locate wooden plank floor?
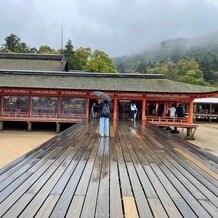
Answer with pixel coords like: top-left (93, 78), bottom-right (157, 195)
top-left (0, 121), bottom-right (217, 217)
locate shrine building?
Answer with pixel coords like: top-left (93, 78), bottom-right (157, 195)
top-left (0, 53), bottom-right (217, 132)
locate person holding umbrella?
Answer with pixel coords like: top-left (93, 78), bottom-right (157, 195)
top-left (98, 100), bottom-right (111, 136)
top-left (92, 91), bottom-right (111, 137)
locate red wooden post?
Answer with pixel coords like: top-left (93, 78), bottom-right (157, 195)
top-left (28, 96), bottom-right (32, 118)
top-left (0, 95), bottom-right (2, 117)
top-left (163, 102), bottom-right (166, 116)
top-left (113, 96), bottom-right (118, 120)
top-left (57, 97), bottom-right (61, 119)
top-left (85, 94), bottom-right (90, 120)
top-left (168, 101), bottom-right (170, 114)
top-left (188, 98), bottom-right (194, 124)
top-left (142, 98), bottom-right (146, 121)
top-left (155, 102), bottom-right (159, 116)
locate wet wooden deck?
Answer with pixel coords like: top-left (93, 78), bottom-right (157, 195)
top-left (0, 121), bottom-right (218, 217)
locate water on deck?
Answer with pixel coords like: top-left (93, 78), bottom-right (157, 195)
top-left (0, 121), bottom-right (217, 217)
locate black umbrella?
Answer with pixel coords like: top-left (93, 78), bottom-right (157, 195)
top-left (92, 91), bottom-right (111, 101)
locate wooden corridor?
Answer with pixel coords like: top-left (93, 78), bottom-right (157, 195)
top-left (0, 121), bottom-right (218, 217)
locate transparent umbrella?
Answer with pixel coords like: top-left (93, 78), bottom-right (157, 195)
top-left (92, 91), bottom-right (111, 101)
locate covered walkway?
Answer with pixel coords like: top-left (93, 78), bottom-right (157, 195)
top-left (0, 121), bottom-right (217, 217)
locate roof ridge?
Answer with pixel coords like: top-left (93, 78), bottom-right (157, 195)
top-left (0, 69), bottom-right (165, 79)
top-left (0, 53), bottom-right (64, 61)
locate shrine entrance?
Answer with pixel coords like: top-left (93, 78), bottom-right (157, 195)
top-left (118, 100), bottom-right (142, 120)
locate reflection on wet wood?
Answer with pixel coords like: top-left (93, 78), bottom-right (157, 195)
top-left (0, 121), bottom-right (217, 217)
top-left (174, 147), bottom-right (218, 180)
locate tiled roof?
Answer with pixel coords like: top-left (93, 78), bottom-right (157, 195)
top-left (0, 70), bottom-right (217, 94)
top-left (0, 53), bottom-right (66, 71)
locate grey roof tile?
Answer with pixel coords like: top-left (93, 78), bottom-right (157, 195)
top-left (0, 71), bottom-right (216, 94)
top-left (0, 53), bottom-right (66, 71)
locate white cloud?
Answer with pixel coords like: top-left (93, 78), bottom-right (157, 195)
top-left (205, 0), bottom-right (218, 7)
top-left (0, 0), bottom-right (218, 56)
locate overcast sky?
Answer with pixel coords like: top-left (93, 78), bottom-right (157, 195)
top-left (0, 0), bottom-right (218, 57)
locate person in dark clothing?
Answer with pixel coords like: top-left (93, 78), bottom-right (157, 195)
top-left (157, 104), bottom-right (164, 117)
top-left (176, 104), bottom-right (184, 117)
top-left (90, 102), bottom-right (97, 119)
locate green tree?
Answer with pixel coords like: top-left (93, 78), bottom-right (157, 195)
top-left (38, 45), bottom-right (59, 54)
top-left (62, 40), bottom-right (91, 70)
top-left (64, 40), bottom-right (74, 56)
top-left (63, 40), bottom-right (79, 70)
top-left (84, 50), bottom-right (117, 73)
top-left (197, 52), bottom-right (218, 82)
top-left (177, 59), bottom-right (203, 78)
top-left (38, 45), bottom-right (52, 54)
top-left (146, 59), bottom-right (209, 85)
top-left (74, 47), bottom-right (91, 68)
top-left (0, 34), bottom-right (34, 53)
top-left (147, 61), bottom-right (178, 80)
top-left (29, 47), bottom-right (38, 53)
top-left (2, 34), bottom-right (21, 52)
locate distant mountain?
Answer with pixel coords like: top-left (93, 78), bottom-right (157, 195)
top-left (114, 32), bottom-right (218, 73)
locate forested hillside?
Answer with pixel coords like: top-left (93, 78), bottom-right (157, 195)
top-left (1, 33), bottom-right (218, 86)
top-left (114, 33), bottom-right (218, 86)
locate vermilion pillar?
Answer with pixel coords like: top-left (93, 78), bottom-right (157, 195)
top-left (57, 97), bottom-right (61, 119)
top-left (0, 96), bottom-right (2, 117)
top-left (85, 96), bottom-right (90, 120)
top-left (142, 98), bottom-right (146, 121)
top-left (113, 97), bottom-right (118, 120)
top-left (188, 98), bottom-right (194, 124)
top-left (28, 96), bottom-right (32, 118)
top-left (164, 102), bottom-right (167, 115)
top-left (155, 102), bottom-right (159, 115)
